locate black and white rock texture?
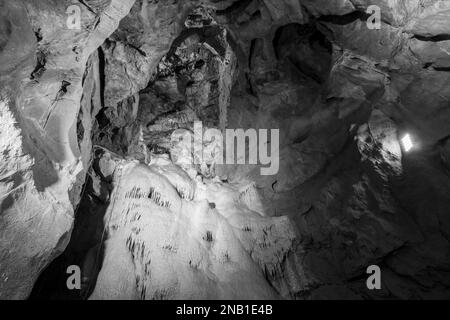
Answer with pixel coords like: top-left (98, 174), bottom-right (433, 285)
top-left (0, 0), bottom-right (135, 299)
top-left (89, 159), bottom-right (297, 299)
top-left (1, 0), bottom-right (450, 300)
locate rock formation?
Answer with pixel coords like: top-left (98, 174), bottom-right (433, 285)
top-left (1, 0), bottom-right (449, 300)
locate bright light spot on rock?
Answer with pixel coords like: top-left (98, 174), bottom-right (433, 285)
top-left (401, 134), bottom-right (413, 152)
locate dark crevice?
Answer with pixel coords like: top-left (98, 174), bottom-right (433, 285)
top-left (30, 50), bottom-right (47, 80)
top-left (60, 80), bottom-right (71, 94)
top-left (34, 28), bottom-right (43, 42)
top-left (318, 10), bottom-right (371, 25)
top-left (249, 38), bottom-right (258, 67)
top-left (98, 47), bottom-right (106, 108)
top-left (77, 0), bottom-right (97, 15)
top-left (128, 43), bottom-right (147, 57)
top-left (76, 111), bottom-right (85, 148)
top-left (29, 147), bottom-right (116, 299)
top-left (412, 34), bottom-right (450, 42)
top-left (432, 66), bottom-right (450, 72)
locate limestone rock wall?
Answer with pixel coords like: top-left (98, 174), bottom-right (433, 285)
top-left (0, 0), bottom-right (135, 299)
top-left (2, 0), bottom-right (450, 300)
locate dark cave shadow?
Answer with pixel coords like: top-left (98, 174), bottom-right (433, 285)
top-left (29, 172), bottom-right (109, 300)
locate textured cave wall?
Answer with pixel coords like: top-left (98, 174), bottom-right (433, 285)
top-left (85, 0), bottom-right (450, 299)
top-left (0, 0), bottom-right (135, 299)
top-left (94, 1), bottom-right (238, 159)
top-left (217, 0), bottom-right (450, 299)
top-left (1, 0), bottom-right (450, 300)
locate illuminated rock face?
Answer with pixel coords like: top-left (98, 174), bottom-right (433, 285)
top-left (90, 161), bottom-right (297, 300)
top-left (2, 0), bottom-right (450, 300)
top-left (0, 0), bottom-right (135, 299)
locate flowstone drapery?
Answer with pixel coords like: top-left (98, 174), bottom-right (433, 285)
top-left (90, 158), bottom-right (299, 299)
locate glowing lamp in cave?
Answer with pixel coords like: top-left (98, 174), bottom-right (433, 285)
top-left (401, 134), bottom-right (413, 152)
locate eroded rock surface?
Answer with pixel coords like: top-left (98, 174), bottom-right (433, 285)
top-left (0, 0), bottom-right (135, 299)
top-left (1, 0), bottom-right (450, 300)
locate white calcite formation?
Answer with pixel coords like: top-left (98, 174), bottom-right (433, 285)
top-left (90, 159), bottom-right (298, 299)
